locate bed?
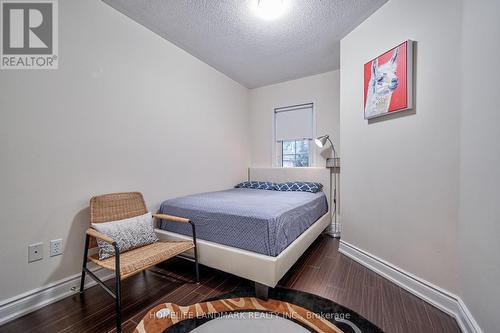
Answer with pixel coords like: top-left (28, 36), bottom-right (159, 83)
top-left (158, 188), bottom-right (328, 257)
top-left (154, 167), bottom-right (331, 294)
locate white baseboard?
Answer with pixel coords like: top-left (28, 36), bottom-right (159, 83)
top-left (0, 266), bottom-right (114, 326)
top-left (338, 240), bottom-right (482, 333)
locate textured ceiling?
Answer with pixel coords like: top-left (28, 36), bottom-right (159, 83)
top-left (103, 0), bottom-right (387, 88)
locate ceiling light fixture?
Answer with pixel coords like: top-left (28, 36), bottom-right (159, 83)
top-left (253, 0), bottom-right (287, 21)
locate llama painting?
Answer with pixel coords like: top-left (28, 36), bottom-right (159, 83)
top-left (364, 40), bottom-right (413, 119)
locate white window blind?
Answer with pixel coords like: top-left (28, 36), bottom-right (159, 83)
top-left (275, 103), bottom-right (314, 141)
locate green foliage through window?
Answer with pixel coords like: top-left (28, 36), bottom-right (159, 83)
top-left (281, 140), bottom-right (310, 167)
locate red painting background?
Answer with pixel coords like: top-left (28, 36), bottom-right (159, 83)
top-left (364, 41), bottom-right (408, 113)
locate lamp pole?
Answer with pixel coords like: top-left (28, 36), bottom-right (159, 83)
top-left (326, 137), bottom-right (337, 160)
top-left (316, 135), bottom-right (340, 238)
top-left (328, 138), bottom-right (340, 239)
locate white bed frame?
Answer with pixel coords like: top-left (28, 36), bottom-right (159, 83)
top-left (155, 167), bottom-right (331, 292)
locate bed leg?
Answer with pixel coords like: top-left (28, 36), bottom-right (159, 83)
top-left (255, 282), bottom-right (269, 300)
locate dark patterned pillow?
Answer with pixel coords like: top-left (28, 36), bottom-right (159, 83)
top-left (275, 182), bottom-right (323, 193)
top-left (235, 181), bottom-right (276, 190)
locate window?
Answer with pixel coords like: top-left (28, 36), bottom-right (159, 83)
top-left (281, 139), bottom-right (310, 167)
top-left (274, 103), bottom-right (314, 167)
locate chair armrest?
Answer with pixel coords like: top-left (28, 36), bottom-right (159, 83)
top-left (153, 213), bottom-right (198, 260)
top-left (152, 213), bottom-right (190, 224)
top-left (86, 228), bottom-right (115, 245)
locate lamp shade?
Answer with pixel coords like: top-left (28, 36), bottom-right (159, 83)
top-left (315, 135), bottom-right (329, 148)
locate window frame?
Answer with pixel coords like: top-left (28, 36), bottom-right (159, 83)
top-left (280, 139), bottom-right (311, 168)
top-left (272, 103), bottom-right (315, 168)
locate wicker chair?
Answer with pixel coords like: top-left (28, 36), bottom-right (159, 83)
top-left (79, 192), bottom-right (199, 333)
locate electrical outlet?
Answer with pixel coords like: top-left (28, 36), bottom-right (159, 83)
top-left (28, 243), bottom-right (43, 262)
top-left (50, 239), bottom-right (63, 257)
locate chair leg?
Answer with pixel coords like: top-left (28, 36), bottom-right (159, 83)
top-left (79, 269), bottom-right (86, 294)
top-left (80, 235), bottom-right (90, 293)
top-left (189, 221), bottom-right (200, 283)
top-left (115, 273), bottom-right (122, 333)
top-left (80, 235), bottom-right (122, 332)
top-left (194, 247), bottom-right (200, 283)
top-left (114, 244), bottom-right (122, 333)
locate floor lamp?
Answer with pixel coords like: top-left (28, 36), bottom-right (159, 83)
top-left (315, 135), bottom-right (340, 238)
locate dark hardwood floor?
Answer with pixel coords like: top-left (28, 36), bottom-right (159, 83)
top-left (0, 236), bottom-right (461, 333)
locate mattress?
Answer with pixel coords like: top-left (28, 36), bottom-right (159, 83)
top-left (158, 188), bottom-right (328, 256)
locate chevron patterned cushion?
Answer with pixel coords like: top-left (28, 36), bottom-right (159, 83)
top-left (235, 181), bottom-right (276, 190)
top-left (275, 182), bottom-right (323, 193)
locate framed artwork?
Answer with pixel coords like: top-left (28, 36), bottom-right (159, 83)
top-left (364, 40), bottom-right (414, 119)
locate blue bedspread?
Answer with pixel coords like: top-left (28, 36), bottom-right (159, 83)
top-left (158, 188), bottom-right (328, 256)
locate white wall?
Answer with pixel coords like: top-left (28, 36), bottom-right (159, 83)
top-left (341, 0), bottom-right (500, 330)
top-left (249, 71), bottom-right (340, 167)
top-left (340, 0), bottom-right (462, 293)
top-left (0, 0), bottom-right (249, 301)
top-left (458, 0), bottom-right (500, 332)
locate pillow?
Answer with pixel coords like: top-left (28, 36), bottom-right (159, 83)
top-left (235, 181), bottom-right (276, 190)
top-left (92, 212), bottom-right (158, 260)
top-left (275, 182), bottom-right (323, 193)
